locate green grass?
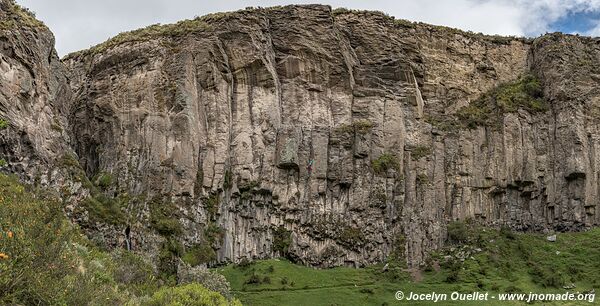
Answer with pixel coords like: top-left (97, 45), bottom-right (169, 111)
top-left (216, 226), bottom-right (600, 306)
top-left (0, 119), bottom-right (9, 129)
top-left (371, 153), bottom-right (400, 175)
top-left (0, 0), bottom-right (45, 30)
top-left (0, 173), bottom-right (238, 304)
top-left (334, 120), bottom-right (375, 135)
top-left (428, 74), bottom-right (548, 131)
top-left (456, 74), bottom-right (547, 129)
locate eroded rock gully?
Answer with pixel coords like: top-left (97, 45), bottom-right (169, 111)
top-left (1, 2), bottom-right (599, 268)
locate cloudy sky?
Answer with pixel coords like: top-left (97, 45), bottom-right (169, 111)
top-left (15, 0), bottom-right (600, 56)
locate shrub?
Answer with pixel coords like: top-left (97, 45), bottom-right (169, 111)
top-left (0, 174), bottom-right (128, 305)
top-left (529, 264), bottom-right (563, 288)
top-left (182, 244), bottom-right (216, 266)
top-left (371, 153), bottom-right (400, 175)
top-left (82, 193), bottom-right (127, 225)
top-left (177, 263), bottom-right (233, 299)
top-left (94, 172), bottom-right (113, 189)
top-left (112, 249), bottom-right (158, 296)
top-left (416, 173), bottom-right (430, 185)
top-left (447, 221), bottom-right (469, 243)
top-left (245, 273), bottom-right (261, 285)
top-left (338, 226), bottom-right (365, 248)
top-left (223, 170), bottom-right (232, 189)
top-left (204, 194), bottom-right (220, 220)
top-left (149, 198), bottom-right (183, 236)
top-left (500, 226), bottom-right (516, 240)
top-left (158, 238), bottom-right (184, 277)
top-left (411, 146), bottom-right (432, 160)
top-left (359, 288), bottom-right (375, 294)
top-left (272, 226), bottom-right (292, 257)
top-left (334, 120), bottom-right (374, 135)
top-left (145, 283), bottom-right (241, 306)
top-left (0, 119), bottom-right (8, 129)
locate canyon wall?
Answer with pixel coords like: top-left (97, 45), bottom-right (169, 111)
top-left (2, 2), bottom-right (600, 268)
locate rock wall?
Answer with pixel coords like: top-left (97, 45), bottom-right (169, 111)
top-left (3, 3), bottom-right (600, 268)
top-left (0, 0), bottom-right (79, 190)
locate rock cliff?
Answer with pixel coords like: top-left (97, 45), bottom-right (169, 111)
top-left (2, 2), bottom-right (600, 268)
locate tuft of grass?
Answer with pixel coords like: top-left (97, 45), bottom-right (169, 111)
top-left (334, 120), bottom-right (375, 135)
top-left (410, 146), bottom-right (431, 161)
top-left (93, 172), bottom-right (113, 189)
top-left (371, 153), bottom-right (400, 175)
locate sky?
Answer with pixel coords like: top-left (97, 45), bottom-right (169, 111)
top-left (14, 0), bottom-right (600, 57)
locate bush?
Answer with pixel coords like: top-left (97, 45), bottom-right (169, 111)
top-left (112, 249), bottom-right (158, 295)
top-left (245, 273), bottom-right (261, 285)
top-left (338, 226), bottom-right (365, 249)
top-left (177, 263), bottom-right (233, 299)
top-left (371, 153), bottom-right (400, 175)
top-left (145, 283), bottom-right (242, 306)
top-left (182, 244), bottom-right (216, 267)
top-left (359, 287), bottom-right (375, 294)
top-left (500, 226), bottom-right (516, 240)
top-left (94, 172), bottom-right (113, 189)
top-left (82, 193), bottom-right (127, 225)
top-left (262, 276), bottom-right (271, 284)
top-left (0, 174), bottom-right (129, 304)
top-left (149, 198), bottom-right (183, 236)
top-left (529, 264), bottom-right (563, 288)
top-left (447, 221), bottom-right (469, 243)
top-left (0, 119), bottom-right (8, 129)
top-left (272, 226), bottom-right (292, 257)
top-left (411, 146), bottom-right (432, 160)
top-left (334, 120), bottom-right (374, 135)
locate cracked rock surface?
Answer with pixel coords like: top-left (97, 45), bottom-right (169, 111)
top-left (2, 3), bottom-right (600, 267)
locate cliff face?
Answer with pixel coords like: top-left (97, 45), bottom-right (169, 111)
top-left (0, 1), bottom-right (85, 194)
top-left (2, 3), bottom-right (600, 268)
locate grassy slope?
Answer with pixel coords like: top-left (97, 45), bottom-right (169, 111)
top-left (217, 227), bottom-right (600, 306)
top-left (0, 173), bottom-right (240, 305)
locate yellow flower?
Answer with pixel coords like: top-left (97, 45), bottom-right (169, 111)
top-left (0, 253), bottom-right (9, 259)
top-left (7, 231), bottom-right (13, 238)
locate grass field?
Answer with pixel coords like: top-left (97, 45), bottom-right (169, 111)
top-left (216, 226), bottom-right (600, 306)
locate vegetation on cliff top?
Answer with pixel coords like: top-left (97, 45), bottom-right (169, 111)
top-left (64, 5), bottom-right (529, 60)
top-left (332, 7), bottom-right (529, 45)
top-left (0, 0), bottom-right (46, 31)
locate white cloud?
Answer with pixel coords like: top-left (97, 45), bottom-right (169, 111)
top-left (15, 0), bottom-right (600, 56)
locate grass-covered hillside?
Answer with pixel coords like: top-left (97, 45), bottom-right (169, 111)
top-left (216, 222), bottom-right (599, 306)
top-left (0, 173), bottom-right (241, 305)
